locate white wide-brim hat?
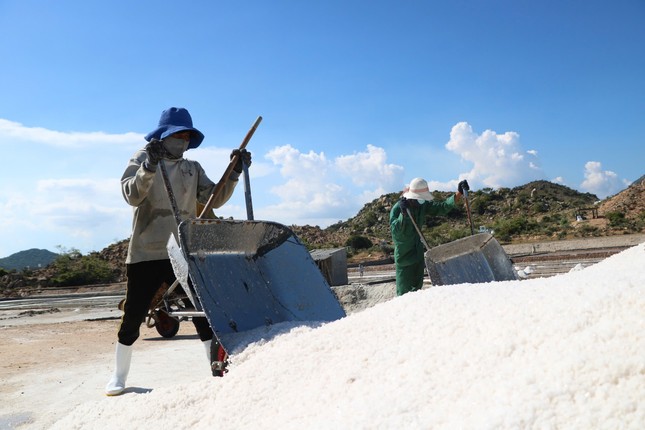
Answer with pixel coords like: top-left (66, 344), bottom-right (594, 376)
top-left (403, 177), bottom-right (434, 201)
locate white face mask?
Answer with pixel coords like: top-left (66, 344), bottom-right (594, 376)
top-left (417, 199), bottom-right (425, 204)
top-left (163, 137), bottom-right (190, 158)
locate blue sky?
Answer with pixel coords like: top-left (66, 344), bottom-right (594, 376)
top-left (1, 0), bottom-right (643, 258)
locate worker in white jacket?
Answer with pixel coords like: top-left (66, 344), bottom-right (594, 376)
top-left (106, 107), bottom-right (251, 396)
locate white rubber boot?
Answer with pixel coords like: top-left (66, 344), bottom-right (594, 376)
top-left (105, 342), bottom-right (133, 396)
top-left (203, 339), bottom-right (212, 363)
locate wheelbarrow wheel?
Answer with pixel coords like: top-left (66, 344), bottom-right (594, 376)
top-left (155, 309), bottom-right (180, 338)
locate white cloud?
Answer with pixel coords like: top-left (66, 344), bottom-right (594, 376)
top-left (260, 144), bottom-right (404, 226)
top-left (265, 145), bottom-right (331, 201)
top-left (0, 117), bottom-right (143, 255)
top-left (36, 178), bottom-right (118, 194)
top-left (191, 146), bottom-right (276, 177)
top-left (0, 178), bottom-right (131, 254)
top-left (445, 122), bottom-right (543, 190)
top-left (552, 176), bottom-right (566, 185)
top-left (335, 144), bottom-right (403, 190)
top-left (262, 145), bottom-right (351, 224)
top-left (0, 118), bottom-right (142, 148)
top-left (580, 161), bottom-right (629, 199)
top-left (4, 116), bottom-right (633, 256)
top-left (1, 121), bottom-right (405, 254)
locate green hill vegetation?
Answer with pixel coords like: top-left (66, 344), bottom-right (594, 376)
top-left (292, 180), bottom-right (644, 259)
top-left (0, 248), bottom-right (59, 271)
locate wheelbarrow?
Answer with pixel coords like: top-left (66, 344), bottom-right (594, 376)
top-left (424, 232), bottom-right (518, 285)
top-left (405, 188), bottom-right (518, 286)
top-left (159, 116), bottom-right (345, 376)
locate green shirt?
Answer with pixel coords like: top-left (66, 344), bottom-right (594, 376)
top-left (389, 195), bottom-right (457, 267)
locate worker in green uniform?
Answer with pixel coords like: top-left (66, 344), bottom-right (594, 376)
top-left (389, 177), bottom-right (469, 295)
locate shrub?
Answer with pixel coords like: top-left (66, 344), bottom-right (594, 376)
top-left (493, 216), bottom-right (538, 241)
top-left (576, 224), bottom-right (600, 237)
top-left (362, 212), bottom-right (379, 228)
top-left (470, 193), bottom-right (491, 215)
top-left (379, 243), bottom-right (394, 257)
top-left (345, 235), bottom-right (373, 250)
top-left (606, 211), bottom-right (627, 228)
top-left (49, 248), bottom-right (115, 287)
top-left (531, 202), bottom-right (548, 213)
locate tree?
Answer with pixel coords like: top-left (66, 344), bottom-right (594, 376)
top-left (345, 235), bottom-right (373, 250)
top-left (49, 248), bottom-right (115, 287)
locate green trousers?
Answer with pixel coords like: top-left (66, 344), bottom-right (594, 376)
top-left (395, 259), bottom-right (425, 296)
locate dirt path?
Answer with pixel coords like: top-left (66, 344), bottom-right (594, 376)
top-left (0, 316), bottom-right (210, 428)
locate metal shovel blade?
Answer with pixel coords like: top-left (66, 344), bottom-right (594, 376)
top-left (177, 219), bottom-right (346, 336)
top-left (424, 233), bottom-right (518, 286)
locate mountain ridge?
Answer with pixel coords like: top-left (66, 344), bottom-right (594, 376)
top-left (0, 248), bottom-right (59, 271)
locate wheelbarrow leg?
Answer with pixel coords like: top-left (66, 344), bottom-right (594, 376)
top-left (209, 338), bottom-right (229, 377)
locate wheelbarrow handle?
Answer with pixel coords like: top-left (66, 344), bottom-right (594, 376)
top-left (159, 160), bottom-right (182, 227)
top-left (242, 160), bottom-right (254, 220)
top-left (198, 116), bottom-right (262, 219)
top-left (463, 188), bottom-right (475, 236)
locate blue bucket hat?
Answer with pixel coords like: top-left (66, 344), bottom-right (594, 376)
top-left (144, 107), bottom-right (205, 149)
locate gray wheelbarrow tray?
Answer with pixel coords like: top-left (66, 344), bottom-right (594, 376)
top-left (424, 233), bottom-right (518, 286)
top-left (172, 219), bottom-right (346, 343)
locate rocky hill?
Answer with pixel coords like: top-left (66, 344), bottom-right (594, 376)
top-left (293, 179), bottom-right (645, 251)
top-left (2, 179), bottom-right (644, 293)
top-left (597, 175), bottom-right (645, 219)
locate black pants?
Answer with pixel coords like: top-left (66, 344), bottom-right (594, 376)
top-left (117, 260), bottom-right (213, 345)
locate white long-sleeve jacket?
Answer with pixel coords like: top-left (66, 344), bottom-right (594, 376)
top-left (121, 149), bottom-right (237, 264)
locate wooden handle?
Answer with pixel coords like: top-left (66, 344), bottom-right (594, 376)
top-left (406, 207), bottom-right (431, 251)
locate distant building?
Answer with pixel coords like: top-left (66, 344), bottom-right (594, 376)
top-left (309, 248), bottom-right (348, 286)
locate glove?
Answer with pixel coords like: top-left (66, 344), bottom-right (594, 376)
top-left (458, 180), bottom-right (470, 194)
top-left (399, 197), bottom-right (410, 215)
top-left (231, 149), bottom-right (252, 173)
top-left (144, 139), bottom-right (165, 172)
